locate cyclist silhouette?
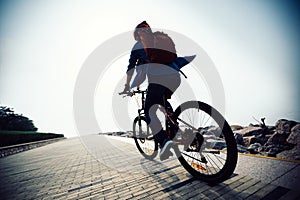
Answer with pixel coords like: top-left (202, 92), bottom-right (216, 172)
top-left (121, 21), bottom-right (194, 160)
top-left (119, 22), bottom-right (238, 180)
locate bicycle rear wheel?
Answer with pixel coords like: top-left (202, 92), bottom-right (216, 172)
top-left (173, 101), bottom-right (237, 183)
top-left (133, 116), bottom-right (158, 160)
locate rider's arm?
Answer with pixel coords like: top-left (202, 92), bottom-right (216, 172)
top-left (125, 73), bottom-right (133, 87)
top-left (126, 42), bottom-right (148, 85)
top-left (126, 42), bottom-right (142, 85)
top-left (124, 44), bottom-right (139, 90)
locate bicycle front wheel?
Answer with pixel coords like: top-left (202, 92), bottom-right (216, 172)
top-left (133, 116), bottom-right (158, 160)
top-left (173, 101), bottom-right (238, 183)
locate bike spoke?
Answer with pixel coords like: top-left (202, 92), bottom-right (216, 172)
top-left (177, 118), bottom-right (198, 131)
top-left (212, 152), bottom-right (226, 166)
top-left (133, 116), bottom-right (157, 159)
top-left (181, 151), bottom-right (204, 163)
top-left (174, 101), bottom-right (237, 181)
top-left (205, 153), bottom-right (220, 174)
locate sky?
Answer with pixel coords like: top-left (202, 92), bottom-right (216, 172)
top-left (0, 0), bottom-right (299, 138)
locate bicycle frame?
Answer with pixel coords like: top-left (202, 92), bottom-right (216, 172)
top-left (124, 88), bottom-right (237, 183)
top-left (129, 89), bottom-right (197, 146)
top-left (162, 104), bottom-right (196, 146)
top-left (137, 90), bottom-right (146, 118)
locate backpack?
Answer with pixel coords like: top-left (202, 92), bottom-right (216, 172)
top-left (140, 31), bottom-right (177, 64)
top-left (149, 31), bottom-right (177, 64)
top-left (139, 30), bottom-right (192, 78)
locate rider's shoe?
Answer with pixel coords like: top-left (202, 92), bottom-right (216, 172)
top-left (159, 139), bottom-right (174, 161)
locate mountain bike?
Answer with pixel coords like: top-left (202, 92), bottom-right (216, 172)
top-left (122, 88), bottom-right (238, 183)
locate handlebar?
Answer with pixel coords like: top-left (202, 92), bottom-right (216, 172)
top-left (119, 88), bottom-right (147, 97)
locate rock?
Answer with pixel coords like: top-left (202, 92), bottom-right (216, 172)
top-left (237, 144), bottom-right (249, 153)
top-left (243, 134), bottom-right (269, 147)
top-left (276, 124), bottom-right (300, 160)
top-left (231, 125), bottom-right (243, 131)
top-left (234, 133), bottom-right (244, 146)
top-left (267, 126), bottom-right (276, 133)
top-left (286, 123), bottom-right (300, 144)
top-left (243, 136), bottom-right (251, 147)
top-left (234, 126), bottom-right (262, 137)
top-left (229, 119), bottom-right (299, 159)
top-left (264, 144), bottom-right (293, 156)
top-left (258, 145), bottom-right (266, 153)
top-left (275, 119), bottom-right (297, 135)
top-left (210, 140), bottom-right (226, 150)
top-left (277, 146), bottom-right (300, 160)
top-left (263, 132), bottom-right (293, 154)
top-left (249, 123), bottom-right (260, 127)
top-left (267, 148), bottom-right (279, 157)
top-left (249, 136), bottom-right (263, 145)
top-left (247, 143), bottom-right (262, 154)
top-left (243, 136), bottom-right (259, 146)
top-left (205, 127), bottom-right (222, 137)
top-left (265, 132), bottom-right (288, 146)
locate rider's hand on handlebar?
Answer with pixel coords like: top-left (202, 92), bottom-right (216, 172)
top-left (123, 84), bottom-right (130, 92)
top-left (119, 84), bottom-right (132, 96)
top-left (120, 84), bottom-right (129, 93)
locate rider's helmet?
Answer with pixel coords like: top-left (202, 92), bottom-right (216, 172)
top-left (134, 21), bottom-right (152, 41)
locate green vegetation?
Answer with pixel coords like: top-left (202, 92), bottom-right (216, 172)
top-left (0, 106), bottom-right (64, 147)
top-left (0, 106), bottom-right (37, 131)
top-left (0, 131), bottom-right (64, 147)
top-left (0, 130), bottom-right (44, 135)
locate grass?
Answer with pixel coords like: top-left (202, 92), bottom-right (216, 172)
top-left (0, 130), bottom-right (64, 147)
top-left (0, 130), bottom-right (55, 135)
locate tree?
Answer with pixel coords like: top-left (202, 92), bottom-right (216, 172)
top-left (0, 106), bottom-right (38, 131)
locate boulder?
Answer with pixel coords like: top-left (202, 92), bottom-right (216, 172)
top-left (247, 143), bottom-right (262, 154)
top-left (243, 136), bottom-right (260, 146)
top-left (229, 119), bottom-right (299, 159)
top-left (267, 126), bottom-right (276, 133)
top-left (243, 136), bottom-right (251, 147)
top-left (275, 119), bottom-right (297, 135)
top-left (265, 132), bottom-right (288, 146)
top-left (267, 147), bottom-right (280, 157)
top-left (234, 126), bottom-right (262, 137)
top-left (286, 123), bottom-right (300, 144)
top-left (249, 123), bottom-right (260, 127)
top-left (210, 140), bottom-right (226, 150)
top-left (261, 130), bottom-right (294, 157)
top-left (250, 136), bottom-right (263, 145)
top-left (237, 144), bottom-right (249, 153)
top-left (277, 124), bottom-right (300, 160)
top-left (243, 134), bottom-right (269, 147)
top-left (231, 125), bottom-right (243, 131)
top-left (234, 133), bottom-right (244, 146)
top-left (205, 126), bottom-right (222, 137)
top-left (277, 146), bottom-right (300, 160)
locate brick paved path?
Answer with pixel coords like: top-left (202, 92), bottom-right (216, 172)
top-left (0, 135), bottom-right (299, 199)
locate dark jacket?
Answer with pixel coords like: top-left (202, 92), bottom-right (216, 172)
top-left (126, 41), bottom-right (149, 76)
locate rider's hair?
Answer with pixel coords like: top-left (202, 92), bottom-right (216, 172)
top-left (134, 21), bottom-right (152, 41)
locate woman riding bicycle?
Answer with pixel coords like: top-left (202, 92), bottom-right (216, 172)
top-left (121, 21), bottom-right (181, 160)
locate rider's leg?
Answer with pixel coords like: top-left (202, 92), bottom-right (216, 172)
top-left (145, 72), bottom-right (181, 160)
top-left (145, 84), bottom-right (173, 160)
top-left (165, 100), bottom-right (174, 113)
top-left (144, 83), bottom-right (166, 141)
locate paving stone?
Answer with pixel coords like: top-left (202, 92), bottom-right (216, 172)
top-left (278, 189), bottom-right (300, 200)
top-left (246, 183), bottom-right (279, 200)
top-left (0, 135), bottom-right (296, 199)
